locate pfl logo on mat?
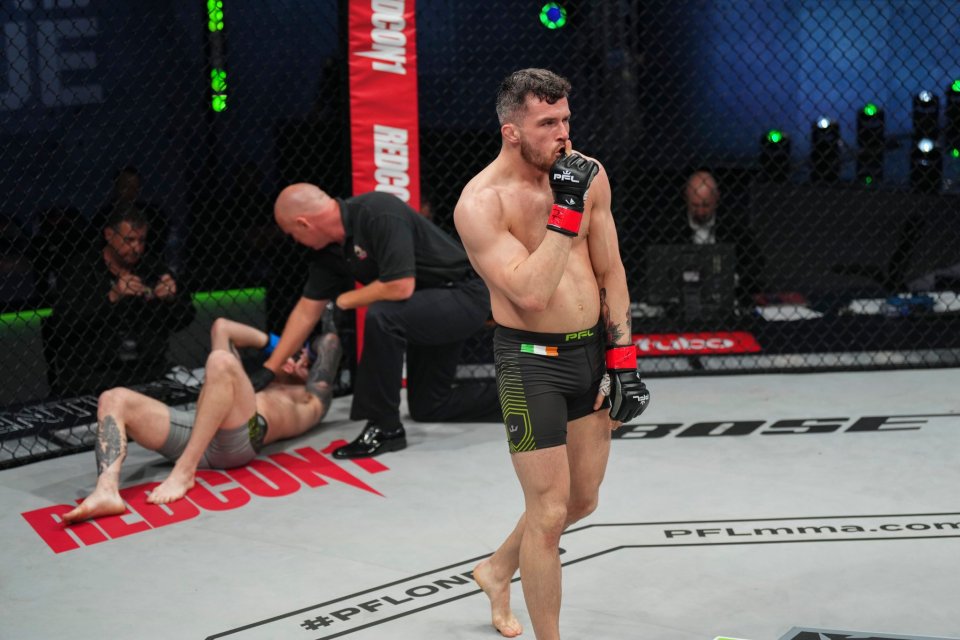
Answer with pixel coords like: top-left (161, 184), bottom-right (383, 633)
top-left (778, 629), bottom-right (957, 640)
top-left (716, 629), bottom-right (955, 640)
top-left (21, 441), bottom-right (389, 554)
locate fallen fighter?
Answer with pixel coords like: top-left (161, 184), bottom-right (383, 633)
top-left (62, 315), bottom-right (341, 523)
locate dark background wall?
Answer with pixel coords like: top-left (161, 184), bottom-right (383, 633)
top-left (1, 0), bottom-right (959, 415)
top-left (4, 1), bottom-right (959, 240)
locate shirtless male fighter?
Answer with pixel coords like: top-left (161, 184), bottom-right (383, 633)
top-left (454, 68), bottom-right (650, 639)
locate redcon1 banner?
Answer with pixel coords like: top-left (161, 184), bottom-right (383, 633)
top-left (347, 0), bottom-right (420, 358)
top-left (633, 332), bottom-right (762, 357)
top-left (348, 0), bottom-right (420, 209)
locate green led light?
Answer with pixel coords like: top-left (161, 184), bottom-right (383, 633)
top-left (952, 80), bottom-right (960, 93)
top-left (210, 69), bottom-right (227, 93)
top-left (765, 129), bottom-right (783, 144)
top-left (207, 0), bottom-right (224, 32)
top-left (864, 175), bottom-right (874, 185)
top-left (952, 148), bottom-right (960, 159)
top-left (0, 308), bottom-right (52, 329)
top-left (211, 94), bottom-right (227, 112)
top-left (0, 288), bottom-right (266, 339)
top-left (0, 289), bottom-right (265, 331)
top-left (191, 287), bottom-right (265, 305)
top-left (539, 3), bottom-right (567, 29)
top-left (863, 102), bottom-right (878, 117)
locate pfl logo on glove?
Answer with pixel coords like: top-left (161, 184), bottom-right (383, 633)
top-left (552, 170), bottom-right (580, 183)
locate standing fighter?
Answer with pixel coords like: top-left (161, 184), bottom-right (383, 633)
top-left (454, 68), bottom-right (649, 639)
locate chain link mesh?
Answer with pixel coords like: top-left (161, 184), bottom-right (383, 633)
top-left (2, 1), bottom-right (960, 467)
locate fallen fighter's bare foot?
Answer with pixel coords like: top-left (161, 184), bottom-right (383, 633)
top-left (62, 488), bottom-right (126, 524)
top-left (147, 470), bottom-right (195, 504)
top-left (473, 558), bottom-right (523, 637)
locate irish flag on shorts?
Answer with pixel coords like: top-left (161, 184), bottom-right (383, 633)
top-left (521, 344), bottom-right (558, 357)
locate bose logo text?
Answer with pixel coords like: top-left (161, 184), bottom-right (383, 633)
top-left (614, 414), bottom-right (953, 440)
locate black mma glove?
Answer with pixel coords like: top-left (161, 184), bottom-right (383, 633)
top-left (606, 345), bottom-right (650, 422)
top-left (547, 151), bottom-right (600, 237)
top-left (248, 365), bottom-right (276, 392)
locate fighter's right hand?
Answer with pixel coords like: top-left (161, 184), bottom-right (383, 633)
top-left (248, 365), bottom-right (276, 391)
top-left (546, 150), bottom-right (599, 237)
top-left (281, 348), bottom-right (311, 381)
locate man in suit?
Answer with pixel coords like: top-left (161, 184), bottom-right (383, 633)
top-left (666, 170), bottom-right (766, 305)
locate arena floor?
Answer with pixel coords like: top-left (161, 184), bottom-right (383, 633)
top-left (2, 368), bottom-right (960, 640)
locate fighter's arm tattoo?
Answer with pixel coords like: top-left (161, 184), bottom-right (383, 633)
top-left (95, 415), bottom-right (126, 477)
top-left (599, 287), bottom-right (631, 346)
top-left (305, 334), bottom-right (343, 420)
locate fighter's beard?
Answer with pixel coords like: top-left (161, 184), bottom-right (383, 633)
top-left (519, 138), bottom-right (555, 173)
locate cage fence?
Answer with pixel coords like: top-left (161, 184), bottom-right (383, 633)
top-left (2, 0), bottom-right (959, 468)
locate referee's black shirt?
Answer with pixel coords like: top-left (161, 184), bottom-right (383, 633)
top-left (302, 191), bottom-right (474, 301)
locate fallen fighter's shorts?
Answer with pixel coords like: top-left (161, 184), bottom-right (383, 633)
top-left (157, 407), bottom-right (268, 469)
top-left (493, 323), bottom-right (608, 453)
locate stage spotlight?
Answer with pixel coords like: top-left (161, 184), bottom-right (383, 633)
top-left (810, 117), bottom-right (840, 183)
top-left (539, 3), bottom-right (567, 29)
top-left (912, 90), bottom-right (940, 141)
top-left (207, 0), bottom-right (224, 32)
top-left (210, 69), bottom-right (227, 112)
top-left (911, 137), bottom-right (942, 193)
top-left (760, 128), bottom-right (791, 182)
top-left (945, 80), bottom-right (960, 157)
top-left (856, 102), bottom-right (885, 185)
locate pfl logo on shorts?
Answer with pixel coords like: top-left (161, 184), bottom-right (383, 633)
top-left (553, 170), bottom-right (580, 183)
top-left (564, 328), bottom-right (594, 341)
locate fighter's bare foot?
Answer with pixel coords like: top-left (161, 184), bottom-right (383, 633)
top-left (147, 471), bottom-right (195, 504)
top-left (62, 488), bottom-right (126, 524)
top-left (473, 559), bottom-right (523, 637)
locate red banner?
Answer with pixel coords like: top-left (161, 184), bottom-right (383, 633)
top-left (348, 0), bottom-right (420, 208)
top-left (633, 331), bottom-right (762, 357)
top-left (348, 1), bottom-right (420, 359)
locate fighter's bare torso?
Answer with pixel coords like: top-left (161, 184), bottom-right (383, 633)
top-left (458, 158), bottom-right (605, 334)
top-left (255, 384), bottom-right (325, 443)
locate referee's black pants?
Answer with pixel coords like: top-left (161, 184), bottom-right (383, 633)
top-left (349, 278), bottom-right (500, 428)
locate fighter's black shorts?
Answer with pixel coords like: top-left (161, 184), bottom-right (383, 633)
top-left (493, 323), bottom-right (608, 453)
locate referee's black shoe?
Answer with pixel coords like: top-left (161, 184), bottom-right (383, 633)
top-left (332, 422), bottom-right (407, 458)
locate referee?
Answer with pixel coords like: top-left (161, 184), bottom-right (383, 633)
top-left (257, 183), bottom-right (499, 458)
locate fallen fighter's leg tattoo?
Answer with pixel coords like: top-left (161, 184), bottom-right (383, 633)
top-left (96, 415), bottom-right (126, 476)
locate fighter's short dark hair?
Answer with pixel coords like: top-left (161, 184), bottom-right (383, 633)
top-left (496, 68), bottom-right (571, 125)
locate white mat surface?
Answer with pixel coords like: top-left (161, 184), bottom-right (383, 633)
top-left (2, 368), bottom-right (959, 640)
